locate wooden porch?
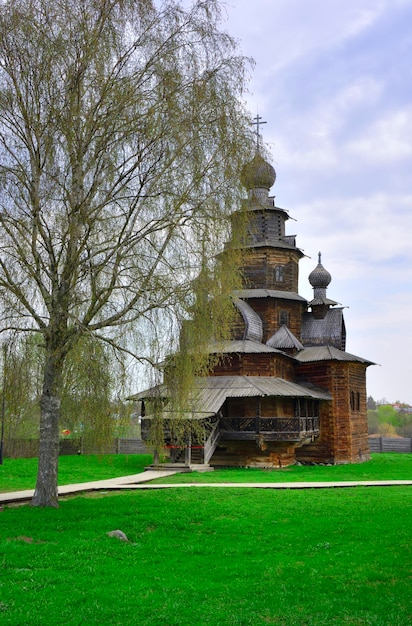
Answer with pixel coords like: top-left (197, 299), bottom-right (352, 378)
top-left (144, 413), bottom-right (320, 467)
top-left (219, 415), bottom-right (320, 442)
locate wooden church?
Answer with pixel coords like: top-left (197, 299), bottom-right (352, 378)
top-left (134, 140), bottom-right (373, 468)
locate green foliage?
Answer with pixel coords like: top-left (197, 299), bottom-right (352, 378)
top-left (1, 335), bottom-right (130, 445)
top-left (0, 486), bottom-right (411, 625)
top-left (378, 422), bottom-right (398, 437)
top-left (1, 336), bottom-right (43, 440)
top-left (377, 404), bottom-right (401, 427)
top-left (61, 336), bottom-right (129, 448)
top-left (367, 395), bottom-right (376, 410)
top-left (367, 409), bottom-right (379, 434)
top-left (368, 402), bottom-right (412, 437)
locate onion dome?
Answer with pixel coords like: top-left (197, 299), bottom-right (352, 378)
top-left (308, 253), bottom-right (337, 319)
top-left (309, 252), bottom-right (331, 288)
top-left (240, 152), bottom-right (276, 191)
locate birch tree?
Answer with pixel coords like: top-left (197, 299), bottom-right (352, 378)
top-left (0, 0), bottom-right (253, 506)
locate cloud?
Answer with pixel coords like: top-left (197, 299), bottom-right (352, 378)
top-left (294, 193), bottom-right (412, 264)
top-left (226, 0), bottom-right (397, 74)
top-left (345, 108), bottom-right (412, 162)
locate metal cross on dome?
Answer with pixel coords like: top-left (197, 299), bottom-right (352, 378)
top-left (252, 114), bottom-right (267, 148)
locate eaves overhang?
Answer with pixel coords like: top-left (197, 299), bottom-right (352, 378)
top-left (134, 375), bottom-right (332, 420)
top-left (295, 345), bottom-right (375, 366)
top-left (234, 289), bottom-right (307, 303)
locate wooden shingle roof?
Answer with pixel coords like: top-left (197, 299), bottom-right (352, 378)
top-left (234, 289), bottom-right (307, 302)
top-left (232, 297), bottom-right (263, 342)
top-left (295, 346), bottom-right (374, 365)
top-left (132, 376), bottom-right (332, 419)
top-left (301, 308), bottom-right (346, 348)
top-left (207, 339), bottom-right (284, 354)
top-left (266, 325), bottom-right (304, 350)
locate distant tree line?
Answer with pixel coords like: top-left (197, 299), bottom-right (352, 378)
top-left (367, 396), bottom-right (412, 438)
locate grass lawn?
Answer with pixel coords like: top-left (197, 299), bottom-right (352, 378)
top-left (0, 453), bottom-right (411, 494)
top-left (0, 486), bottom-right (411, 625)
top-left (0, 454), bottom-right (153, 493)
top-left (149, 453), bottom-right (412, 484)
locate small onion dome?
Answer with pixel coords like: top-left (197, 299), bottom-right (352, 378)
top-left (240, 152), bottom-right (276, 191)
top-left (309, 252), bottom-right (332, 288)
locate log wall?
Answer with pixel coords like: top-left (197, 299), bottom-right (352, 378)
top-left (295, 361), bottom-right (370, 464)
top-left (211, 353), bottom-right (295, 380)
top-left (240, 248), bottom-right (301, 293)
top-left (224, 396), bottom-right (295, 419)
top-left (211, 440), bottom-right (298, 468)
top-left (348, 363), bottom-right (370, 461)
top-left (246, 298), bottom-right (305, 343)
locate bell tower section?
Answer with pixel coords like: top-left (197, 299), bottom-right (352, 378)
top-left (236, 152), bottom-right (303, 293)
top-left (229, 147), bottom-right (306, 343)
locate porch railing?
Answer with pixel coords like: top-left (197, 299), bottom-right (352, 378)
top-left (219, 416), bottom-right (320, 441)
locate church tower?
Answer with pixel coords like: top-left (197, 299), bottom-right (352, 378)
top-left (231, 147), bottom-right (307, 344)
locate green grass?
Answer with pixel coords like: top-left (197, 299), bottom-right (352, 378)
top-left (0, 486), bottom-right (411, 625)
top-left (149, 453), bottom-right (412, 483)
top-left (0, 454), bottom-right (152, 493)
top-left (0, 453), bottom-right (411, 493)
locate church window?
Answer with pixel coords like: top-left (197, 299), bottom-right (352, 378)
top-left (350, 391), bottom-right (361, 412)
top-left (274, 265), bottom-right (284, 282)
top-left (279, 310), bottom-right (289, 326)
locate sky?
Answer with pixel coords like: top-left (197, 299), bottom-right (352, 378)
top-left (220, 0), bottom-right (412, 404)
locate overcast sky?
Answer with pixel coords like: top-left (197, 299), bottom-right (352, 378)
top-left (221, 0), bottom-right (412, 404)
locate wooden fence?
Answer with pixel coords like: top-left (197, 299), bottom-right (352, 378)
top-left (368, 436), bottom-right (412, 453)
top-left (5, 436), bottom-right (411, 458)
top-left (3, 437), bottom-right (148, 459)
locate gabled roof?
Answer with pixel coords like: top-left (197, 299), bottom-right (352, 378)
top-left (266, 325), bottom-right (304, 350)
top-left (295, 346), bottom-right (374, 365)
